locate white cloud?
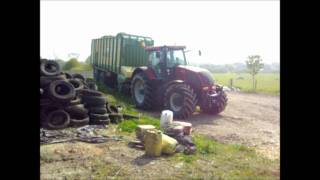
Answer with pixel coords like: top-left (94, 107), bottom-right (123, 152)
top-left (41, 1), bottom-right (279, 64)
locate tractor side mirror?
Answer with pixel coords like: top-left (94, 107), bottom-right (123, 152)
top-left (156, 52), bottom-right (160, 58)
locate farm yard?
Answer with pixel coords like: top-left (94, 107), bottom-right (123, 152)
top-left (40, 83), bottom-right (280, 179)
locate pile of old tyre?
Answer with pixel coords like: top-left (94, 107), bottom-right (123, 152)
top-left (40, 59), bottom-right (111, 129)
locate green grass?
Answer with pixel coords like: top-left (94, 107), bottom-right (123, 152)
top-left (96, 82), bottom-right (160, 133)
top-left (171, 134), bottom-right (279, 179)
top-left (69, 63), bottom-right (92, 72)
top-left (213, 73), bottom-right (280, 95)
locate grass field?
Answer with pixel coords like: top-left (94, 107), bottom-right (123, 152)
top-left (212, 73), bottom-right (280, 95)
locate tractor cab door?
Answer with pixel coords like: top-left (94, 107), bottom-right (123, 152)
top-left (148, 50), bottom-right (167, 79)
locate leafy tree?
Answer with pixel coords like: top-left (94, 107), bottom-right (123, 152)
top-left (246, 55), bottom-right (264, 90)
top-left (63, 58), bottom-right (80, 71)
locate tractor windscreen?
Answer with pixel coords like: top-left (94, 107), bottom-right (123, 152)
top-left (166, 50), bottom-right (187, 68)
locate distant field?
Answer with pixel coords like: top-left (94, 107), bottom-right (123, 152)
top-left (212, 73), bottom-right (280, 95)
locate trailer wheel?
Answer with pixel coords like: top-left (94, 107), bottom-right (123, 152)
top-left (163, 82), bottom-right (197, 119)
top-left (131, 72), bottom-right (153, 109)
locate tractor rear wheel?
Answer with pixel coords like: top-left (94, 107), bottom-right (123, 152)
top-left (201, 87), bottom-right (228, 115)
top-left (131, 72), bottom-right (153, 109)
top-left (164, 83), bottom-right (197, 119)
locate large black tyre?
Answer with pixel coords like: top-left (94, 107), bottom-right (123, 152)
top-left (40, 60), bottom-right (61, 76)
top-left (163, 83), bottom-right (197, 119)
top-left (130, 72), bottom-right (153, 109)
top-left (48, 80), bottom-right (76, 103)
top-left (44, 110), bottom-right (70, 129)
top-left (201, 87), bottom-right (228, 115)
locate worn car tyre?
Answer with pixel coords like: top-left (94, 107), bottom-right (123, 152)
top-left (44, 110), bottom-right (70, 129)
top-left (40, 60), bottom-right (61, 76)
top-left (131, 72), bottom-right (153, 110)
top-left (40, 74), bottom-right (66, 88)
top-left (82, 96), bottom-right (106, 106)
top-left (65, 104), bottom-right (88, 119)
top-left (106, 104), bottom-right (119, 114)
top-left (70, 116), bottom-right (90, 127)
top-left (64, 72), bottom-right (72, 79)
top-left (89, 113), bottom-right (109, 120)
top-left (72, 73), bottom-right (85, 82)
top-left (90, 118), bottom-right (110, 125)
top-left (40, 98), bottom-right (53, 106)
top-left (86, 81), bottom-right (98, 90)
top-left (109, 113), bottom-right (124, 124)
top-left (201, 87), bottom-right (228, 115)
top-left (78, 89), bottom-right (104, 97)
top-left (68, 79), bottom-right (84, 91)
top-left (88, 107), bottom-right (108, 114)
top-left (164, 83), bottom-right (197, 119)
top-left (48, 80), bottom-right (76, 102)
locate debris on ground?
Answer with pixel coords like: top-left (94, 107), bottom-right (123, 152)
top-left (40, 59), bottom-right (125, 130)
top-left (40, 125), bottom-right (123, 145)
top-left (129, 110), bottom-right (197, 156)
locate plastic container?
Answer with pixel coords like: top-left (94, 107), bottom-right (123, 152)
top-left (136, 125), bottom-right (156, 142)
top-left (172, 121), bottom-right (192, 135)
top-left (161, 133), bottom-right (178, 155)
top-left (160, 110), bottom-right (173, 129)
top-left (143, 129), bottom-right (162, 157)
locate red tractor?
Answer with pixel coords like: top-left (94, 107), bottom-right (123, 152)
top-left (130, 45), bottom-right (227, 119)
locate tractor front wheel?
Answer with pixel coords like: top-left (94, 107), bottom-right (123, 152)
top-left (131, 72), bottom-right (153, 109)
top-left (164, 83), bottom-right (197, 119)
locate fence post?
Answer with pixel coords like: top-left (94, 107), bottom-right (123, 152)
top-left (230, 78), bottom-right (233, 88)
top-left (255, 79), bottom-right (257, 90)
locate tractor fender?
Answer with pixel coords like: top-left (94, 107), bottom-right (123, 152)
top-left (160, 80), bottom-right (185, 90)
top-left (131, 66), bottom-right (156, 81)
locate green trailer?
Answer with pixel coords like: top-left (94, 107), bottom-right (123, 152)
top-left (91, 32), bottom-right (154, 88)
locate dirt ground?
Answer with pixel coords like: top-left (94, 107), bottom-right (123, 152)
top-left (188, 92), bottom-right (280, 160)
top-left (40, 92), bottom-right (280, 179)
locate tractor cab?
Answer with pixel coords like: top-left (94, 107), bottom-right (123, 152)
top-left (145, 46), bottom-right (187, 79)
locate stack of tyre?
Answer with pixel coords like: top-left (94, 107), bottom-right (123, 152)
top-left (79, 89), bottom-right (111, 125)
top-left (40, 59), bottom-right (108, 129)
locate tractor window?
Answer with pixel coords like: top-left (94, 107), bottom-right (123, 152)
top-left (167, 50), bottom-right (186, 68)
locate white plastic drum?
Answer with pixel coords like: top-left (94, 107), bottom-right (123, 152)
top-left (160, 110), bottom-right (173, 129)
